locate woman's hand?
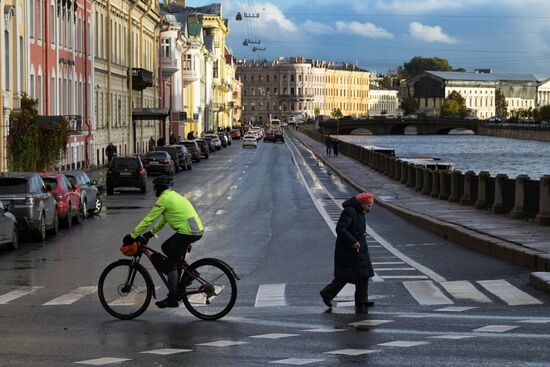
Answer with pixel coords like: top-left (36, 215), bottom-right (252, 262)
top-left (352, 242), bottom-right (361, 252)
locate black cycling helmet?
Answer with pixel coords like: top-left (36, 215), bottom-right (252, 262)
top-left (152, 175), bottom-right (174, 187)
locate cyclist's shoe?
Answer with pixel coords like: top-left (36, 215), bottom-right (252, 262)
top-left (155, 297), bottom-right (179, 308)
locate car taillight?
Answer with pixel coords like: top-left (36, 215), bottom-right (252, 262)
top-left (75, 186), bottom-right (81, 193)
top-left (140, 168), bottom-right (146, 177)
top-left (25, 197), bottom-right (36, 205)
top-left (107, 170), bottom-right (112, 177)
top-left (143, 158), bottom-right (150, 163)
top-left (160, 159), bottom-right (169, 164)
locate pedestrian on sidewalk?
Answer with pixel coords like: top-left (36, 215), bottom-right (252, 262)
top-left (105, 142), bottom-right (117, 165)
top-left (332, 139), bottom-right (339, 157)
top-left (325, 136), bottom-right (333, 156)
top-left (320, 192), bottom-right (375, 314)
top-left (148, 136), bottom-right (156, 152)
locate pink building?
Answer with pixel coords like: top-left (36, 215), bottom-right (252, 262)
top-left (29, 0), bottom-right (93, 170)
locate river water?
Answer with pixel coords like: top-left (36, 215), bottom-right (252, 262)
top-left (337, 134), bottom-right (550, 179)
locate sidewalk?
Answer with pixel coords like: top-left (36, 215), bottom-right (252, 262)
top-left (289, 128), bottom-right (550, 293)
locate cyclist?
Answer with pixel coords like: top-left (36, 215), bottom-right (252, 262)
top-left (123, 175), bottom-right (204, 308)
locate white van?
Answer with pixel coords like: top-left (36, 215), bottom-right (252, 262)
top-left (270, 119), bottom-right (281, 129)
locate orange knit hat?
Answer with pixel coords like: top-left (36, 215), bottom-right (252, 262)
top-left (355, 192), bottom-right (374, 206)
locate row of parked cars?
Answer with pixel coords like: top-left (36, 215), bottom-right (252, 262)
top-left (106, 131), bottom-right (240, 195)
top-left (0, 171), bottom-right (104, 249)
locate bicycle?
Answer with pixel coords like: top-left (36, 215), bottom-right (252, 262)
top-left (98, 236), bottom-right (239, 321)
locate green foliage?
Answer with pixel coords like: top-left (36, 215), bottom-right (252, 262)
top-left (443, 91), bottom-right (467, 117)
top-left (400, 98), bottom-right (419, 115)
top-left (402, 56), bottom-right (454, 78)
top-left (314, 107), bottom-right (320, 117)
top-left (330, 108), bottom-right (343, 119)
top-left (379, 76), bottom-right (395, 88)
top-left (495, 89), bottom-right (508, 119)
top-left (537, 105), bottom-right (550, 121)
top-left (8, 94), bottom-right (68, 171)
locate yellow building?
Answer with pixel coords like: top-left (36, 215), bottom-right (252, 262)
top-left (324, 65), bottom-right (370, 118)
top-left (93, 0), bottom-right (161, 166)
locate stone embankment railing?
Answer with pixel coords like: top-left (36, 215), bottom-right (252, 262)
top-left (299, 128), bottom-right (550, 226)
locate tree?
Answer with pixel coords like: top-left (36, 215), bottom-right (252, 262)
top-left (400, 98), bottom-right (419, 115)
top-left (314, 107), bottom-right (320, 117)
top-left (379, 75), bottom-right (395, 88)
top-left (441, 91), bottom-right (467, 117)
top-left (331, 108), bottom-right (343, 120)
top-left (8, 94), bottom-right (68, 171)
top-left (402, 56), bottom-right (454, 78)
top-left (495, 89), bottom-right (508, 119)
top-left (537, 105), bottom-right (550, 121)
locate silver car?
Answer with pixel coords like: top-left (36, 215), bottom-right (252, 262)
top-left (0, 200), bottom-right (18, 249)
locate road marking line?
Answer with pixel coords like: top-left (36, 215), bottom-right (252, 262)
top-left (249, 333), bottom-right (299, 339)
top-left (349, 320), bottom-right (393, 327)
top-left (378, 341), bottom-right (430, 347)
top-left (472, 325), bottom-right (519, 333)
top-left (477, 280), bottom-right (542, 306)
top-left (374, 268), bottom-right (416, 271)
top-left (404, 281), bottom-right (453, 305)
top-left (216, 210), bottom-right (224, 215)
top-left (381, 275), bottom-right (429, 279)
top-left (428, 335), bottom-right (476, 340)
top-left (440, 281), bottom-right (492, 303)
top-left (302, 328), bottom-right (349, 333)
top-left (255, 284), bottom-right (286, 307)
top-left (43, 286), bottom-right (97, 305)
top-left (74, 357), bottom-right (131, 365)
top-left (270, 358), bottom-right (325, 365)
top-left (139, 349), bottom-right (192, 355)
top-left (434, 306), bottom-right (477, 312)
top-left (325, 349), bottom-right (380, 356)
top-left (372, 262), bottom-right (405, 265)
top-left (516, 319), bottom-right (550, 324)
top-left (0, 286), bottom-right (44, 304)
top-left (196, 341), bottom-right (248, 347)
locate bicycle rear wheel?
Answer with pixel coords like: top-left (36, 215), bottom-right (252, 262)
top-left (98, 259), bottom-right (153, 320)
top-left (181, 258), bottom-right (237, 320)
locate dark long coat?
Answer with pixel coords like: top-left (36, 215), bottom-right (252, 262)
top-left (333, 197), bottom-right (374, 280)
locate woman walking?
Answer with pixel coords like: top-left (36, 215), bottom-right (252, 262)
top-left (320, 192), bottom-right (375, 314)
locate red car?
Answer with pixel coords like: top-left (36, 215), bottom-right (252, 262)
top-left (230, 129), bottom-right (241, 139)
top-left (40, 173), bottom-right (83, 228)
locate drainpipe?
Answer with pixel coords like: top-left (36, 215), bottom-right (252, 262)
top-left (83, 0), bottom-right (92, 167)
top-left (127, 1), bottom-right (139, 154)
top-left (137, 0), bottom-right (153, 153)
top-left (106, 2), bottom-right (113, 145)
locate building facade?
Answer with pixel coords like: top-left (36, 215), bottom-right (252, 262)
top-left (368, 87), bottom-right (400, 117)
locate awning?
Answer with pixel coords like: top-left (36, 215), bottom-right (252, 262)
top-left (132, 108), bottom-right (170, 121)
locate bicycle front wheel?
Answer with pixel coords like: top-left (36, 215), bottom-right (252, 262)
top-left (98, 259), bottom-right (153, 320)
top-left (181, 258), bottom-right (237, 320)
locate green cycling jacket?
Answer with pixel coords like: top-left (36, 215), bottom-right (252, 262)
top-left (131, 189), bottom-right (204, 238)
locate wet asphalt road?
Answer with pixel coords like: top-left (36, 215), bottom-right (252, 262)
top-left (0, 135), bottom-right (550, 366)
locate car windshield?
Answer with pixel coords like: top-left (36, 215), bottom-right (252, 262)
top-left (113, 159), bottom-right (139, 169)
top-left (182, 143), bottom-right (195, 148)
top-left (66, 175), bottom-right (77, 187)
top-left (42, 177), bottom-right (58, 191)
top-left (0, 178), bottom-right (28, 194)
top-left (148, 152), bottom-right (167, 158)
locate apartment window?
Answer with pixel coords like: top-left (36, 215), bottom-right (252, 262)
top-left (38, 76), bottom-right (42, 113)
top-left (184, 55), bottom-right (192, 70)
top-left (95, 12), bottom-right (98, 55)
top-left (52, 76), bottom-right (56, 114)
top-left (29, 0), bottom-right (35, 39)
top-left (37, 0), bottom-right (42, 40)
top-left (291, 75), bottom-right (295, 82)
top-left (30, 74), bottom-right (35, 98)
top-left (266, 75), bottom-right (270, 82)
top-left (213, 60), bottom-right (219, 78)
top-left (19, 36), bottom-right (23, 91)
top-left (51, 5), bottom-right (56, 44)
top-left (291, 87), bottom-right (295, 95)
top-left (162, 38), bottom-right (171, 58)
top-left (274, 87), bottom-right (278, 95)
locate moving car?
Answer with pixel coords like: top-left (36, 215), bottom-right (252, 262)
top-left (143, 151), bottom-right (176, 175)
top-left (0, 200), bottom-right (18, 249)
top-left (40, 173), bottom-right (83, 228)
top-left (263, 130), bottom-right (274, 143)
top-left (242, 135), bottom-right (258, 148)
top-left (180, 141), bottom-right (202, 162)
top-left (0, 172), bottom-right (58, 241)
top-left (272, 129), bottom-right (285, 143)
top-left (194, 139), bottom-right (210, 159)
top-left (106, 156), bottom-right (147, 195)
top-left (65, 170), bottom-right (103, 215)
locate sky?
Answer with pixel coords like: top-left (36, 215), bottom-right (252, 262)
top-left (184, 0), bottom-right (550, 75)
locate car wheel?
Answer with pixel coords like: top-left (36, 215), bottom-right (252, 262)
top-left (91, 197), bottom-right (103, 214)
top-left (49, 212), bottom-right (59, 235)
top-left (188, 162), bottom-right (192, 170)
top-left (35, 213), bottom-right (46, 241)
top-left (205, 154), bottom-right (209, 159)
top-left (75, 201), bottom-right (85, 224)
top-left (7, 226), bottom-right (19, 250)
top-left (63, 209), bottom-right (72, 228)
top-left (107, 186), bottom-right (114, 196)
top-left (140, 186), bottom-right (147, 194)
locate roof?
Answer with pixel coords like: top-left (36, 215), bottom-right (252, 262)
top-left (0, 172), bottom-right (38, 178)
top-left (427, 71), bottom-right (538, 82)
top-left (188, 22), bottom-right (202, 37)
top-left (161, 3), bottom-right (221, 17)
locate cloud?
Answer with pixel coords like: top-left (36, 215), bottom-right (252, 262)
top-left (409, 22), bottom-right (458, 44)
top-left (248, 2), bottom-right (298, 32)
top-left (375, 0), bottom-right (480, 13)
top-left (335, 21), bottom-right (394, 39)
top-left (303, 20), bottom-right (334, 35)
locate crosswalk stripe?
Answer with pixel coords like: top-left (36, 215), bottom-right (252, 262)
top-left (108, 286), bottom-right (160, 306)
top-left (0, 286), bottom-right (44, 304)
top-left (255, 284), bottom-right (286, 307)
top-left (382, 275), bottom-right (429, 279)
top-left (440, 281), bottom-right (493, 303)
top-left (372, 262), bottom-right (405, 265)
top-left (403, 281), bottom-right (453, 305)
top-left (334, 283), bottom-right (355, 301)
top-left (477, 280), bottom-right (542, 306)
top-left (43, 286), bottom-right (98, 305)
top-left (374, 268), bottom-right (416, 271)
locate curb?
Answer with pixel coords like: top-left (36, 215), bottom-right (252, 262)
top-left (290, 130), bottom-right (550, 285)
top-left (530, 272), bottom-right (550, 293)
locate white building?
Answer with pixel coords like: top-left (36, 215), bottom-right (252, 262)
top-left (368, 87), bottom-right (400, 117)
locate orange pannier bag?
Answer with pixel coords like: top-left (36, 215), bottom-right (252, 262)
top-left (120, 242), bottom-right (140, 257)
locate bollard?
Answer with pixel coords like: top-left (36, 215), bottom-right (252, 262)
top-left (384, 155), bottom-right (391, 176)
top-left (475, 171), bottom-right (491, 209)
top-left (393, 160), bottom-right (402, 181)
top-left (414, 167), bottom-right (424, 191)
top-left (536, 175), bottom-right (550, 225)
top-left (400, 162), bottom-right (409, 184)
top-left (407, 164), bottom-right (416, 187)
top-left (448, 170), bottom-right (462, 202)
top-left (509, 175), bottom-right (530, 219)
top-left (460, 170), bottom-right (476, 205)
top-left (492, 174), bottom-right (508, 214)
top-left (388, 157), bottom-right (396, 178)
top-left (422, 169), bottom-right (433, 195)
top-left (431, 170), bottom-right (441, 198)
top-left (439, 170), bottom-right (451, 200)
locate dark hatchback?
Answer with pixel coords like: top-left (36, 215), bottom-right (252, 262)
top-left (65, 170), bottom-right (103, 215)
top-left (143, 151), bottom-right (176, 175)
top-left (180, 141), bottom-right (202, 162)
top-left (106, 156), bottom-right (147, 195)
top-left (194, 139), bottom-right (210, 159)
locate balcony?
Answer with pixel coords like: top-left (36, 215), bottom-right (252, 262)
top-left (132, 68), bottom-right (153, 91)
top-left (161, 57), bottom-right (178, 80)
top-left (183, 69), bottom-right (200, 83)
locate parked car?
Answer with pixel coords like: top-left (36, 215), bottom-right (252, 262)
top-left (143, 151), bottom-right (176, 175)
top-left (221, 131), bottom-right (232, 145)
top-left (216, 133), bottom-right (229, 148)
top-left (0, 200), bottom-right (18, 249)
top-left (203, 137), bottom-right (216, 152)
top-left (194, 139), bottom-right (210, 159)
top-left (155, 146), bottom-right (182, 172)
top-left (230, 129), bottom-right (241, 140)
top-left (180, 141), bottom-right (202, 162)
top-left (204, 134), bottom-right (222, 150)
top-left (0, 172), bottom-right (58, 241)
top-left (106, 156), bottom-right (147, 195)
top-left (40, 173), bottom-right (83, 228)
top-left (65, 170), bottom-right (102, 215)
top-left (170, 144), bottom-right (193, 170)
top-left (242, 135), bottom-right (258, 148)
